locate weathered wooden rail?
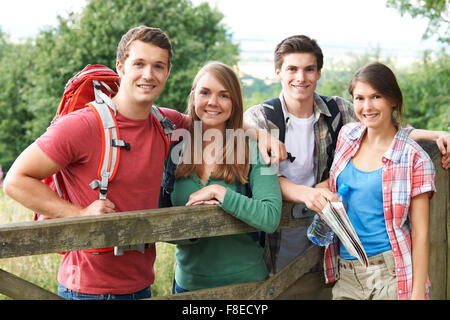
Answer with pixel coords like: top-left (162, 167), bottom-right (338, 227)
top-left (0, 141), bottom-right (448, 300)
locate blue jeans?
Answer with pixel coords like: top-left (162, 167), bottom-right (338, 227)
top-left (58, 283), bottom-right (152, 300)
top-left (172, 280), bottom-right (190, 294)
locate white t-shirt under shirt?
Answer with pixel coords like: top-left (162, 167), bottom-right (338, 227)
top-left (276, 99), bottom-right (316, 272)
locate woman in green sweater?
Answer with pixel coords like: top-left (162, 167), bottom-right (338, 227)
top-left (167, 61), bottom-right (282, 293)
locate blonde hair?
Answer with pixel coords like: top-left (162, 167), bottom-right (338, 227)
top-left (175, 61), bottom-right (250, 184)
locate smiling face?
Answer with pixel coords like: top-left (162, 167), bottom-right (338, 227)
top-left (116, 40), bottom-right (170, 110)
top-left (276, 52), bottom-right (321, 109)
top-left (192, 72), bottom-right (233, 132)
top-left (352, 81), bottom-right (396, 131)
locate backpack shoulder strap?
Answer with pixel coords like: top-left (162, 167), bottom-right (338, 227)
top-left (319, 95), bottom-right (344, 181)
top-left (320, 95), bottom-right (341, 129)
top-left (261, 98), bottom-right (286, 143)
top-left (151, 106), bottom-right (176, 158)
top-left (151, 106), bottom-right (176, 135)
top-left (159, 139), bottom-right (184, 208)
top-left (87, 81), bottom-right (122, 200)
top-left (235, 164), bottom-right (253, 198)
top-left (235, 164), bottom-right (264, 247)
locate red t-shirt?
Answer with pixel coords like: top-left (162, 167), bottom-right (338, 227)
top-left (36, 106), bottom-right (188, 294)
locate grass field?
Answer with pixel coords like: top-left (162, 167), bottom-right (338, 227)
top-left (0, 189), bottom-right (176, 299)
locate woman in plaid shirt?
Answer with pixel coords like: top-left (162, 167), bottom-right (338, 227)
top-left (323, 62), bottom-right (436, 300)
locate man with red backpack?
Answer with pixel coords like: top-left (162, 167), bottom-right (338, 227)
top-left (2, 25), bottom-right (186, 301)
top-left (4, 26), bottom-right (185, 300)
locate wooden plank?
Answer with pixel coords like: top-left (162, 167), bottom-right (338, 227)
top-left (446, 158), bottom-right (450, 301)
top-left (448, 170), bottom-right (450, 301)
top-left (276, 271), bottom-right (332, 300)
top-left (415, 141), bottom-right (448, 299)
top-left (0, 268), bottom-right (63, 300)
top-left (150, 280), bottom-right (266, 300)
top-left (418, 140), bottom-right (442, 160)
top-left (248, 245), bottom-right (322, 299)
top-left (151, 244), bottom-right (322, 300)
top-left (427, 154), bottom-right (449, 299)
top-left (0, 201), bottom-right (312, 258)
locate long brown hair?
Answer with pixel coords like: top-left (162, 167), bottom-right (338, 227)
top-left (175, 61), bottom-right (250, 184)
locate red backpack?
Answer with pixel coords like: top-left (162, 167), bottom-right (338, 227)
top-left (34, 64), bottom-right (175, 254)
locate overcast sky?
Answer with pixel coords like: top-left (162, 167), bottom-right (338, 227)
top-left (0, 0), bottom-right (444, 78)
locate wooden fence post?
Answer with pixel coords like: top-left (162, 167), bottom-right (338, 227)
top-left (420, 141), bottom-right (448, 300)
top-left (0, 268), bottom-right (63, 300)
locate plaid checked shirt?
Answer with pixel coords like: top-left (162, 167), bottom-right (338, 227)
top-left (244, 92), bottom-right (358, 272)
top-left (324, 122), bottom-right (436, 300)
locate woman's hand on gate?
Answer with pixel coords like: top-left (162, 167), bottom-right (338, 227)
top-left (186, 185), bottom-right (226, 206)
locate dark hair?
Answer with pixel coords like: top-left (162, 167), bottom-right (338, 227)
top-left (348, 62), bottom-right (403, 123)
top-left (274, 35), bottom-right (324, 70)
top-left (117, 25), bottom-right (173, 68)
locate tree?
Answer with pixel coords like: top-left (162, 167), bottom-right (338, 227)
top-left (0, 0), bottom-right (239, 171)
top-left (387, 0), bottom-right (449, 44)
top-left (399, 49), bottom-right (450, 131)
top-left (0, 41), bottom-right (36, 170)
top-left (241, 74), bottom-right (280, 110)
top-left (318, 45), bottom-right (398, 101)
top-left (0, 27), bottom-right (8, 58)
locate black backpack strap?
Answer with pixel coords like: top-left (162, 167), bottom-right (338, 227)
top-left (234, 165), bottom-right (263, 247)
top-left (245, 168), bottom-right (265, 248)
top-left (244, 164), bottom-right (253, 198)
top-left (319, 95), bottom-right (344, 181)
top-left (235, 165), bottom-right (253, 198)
top-left (158, 141), bottom-right (183, 208)
top-left (262, 97), bottom-right (299, 162)
top-left (262, 98), bottom-right (286, 143)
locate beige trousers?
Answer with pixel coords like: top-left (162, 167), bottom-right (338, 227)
top-left (332, 250), bottom-right (398, 300)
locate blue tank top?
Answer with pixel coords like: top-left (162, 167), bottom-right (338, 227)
top-left (337, 159), bottom-right (391, 260)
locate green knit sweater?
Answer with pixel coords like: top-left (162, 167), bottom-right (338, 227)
top-left (171, 142), bottom-right (282, 291)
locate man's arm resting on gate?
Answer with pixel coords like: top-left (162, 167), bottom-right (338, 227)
top-left (409, 129), bottom-right (450, 169)
top-left (3, 143), bottom-right (115, 218)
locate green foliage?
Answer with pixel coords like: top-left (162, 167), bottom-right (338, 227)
top-left (0, 42), bottom-right (36, 169)
top-left (0, 27), bottom-right (9, 58)
top-left (318, 45), bottom-right (398, 101)
top-left (152, 242), bottom-right (176, 296)
top-left (387, 0), bottom-right (449, 44)
top-left (399, 49), bottom-right (450, 130)
top-left (318, 66), bottom-right (352, 100)
top-left (0, 0), bottom-right (238, 172)
top-left (241, 74), bottom-right (281, 110)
